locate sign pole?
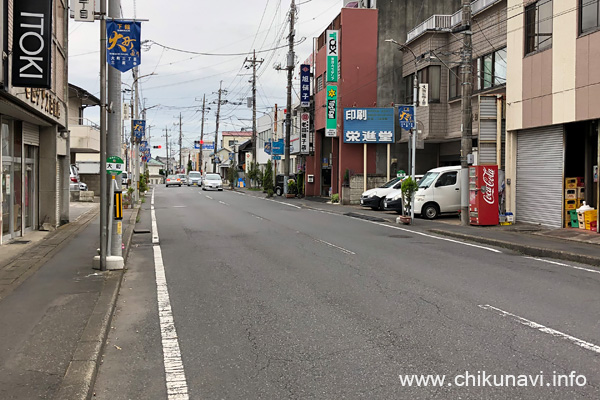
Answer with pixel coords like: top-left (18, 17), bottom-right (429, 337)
top-left (107, 175), bottom-right (115, 257)
top-left (99, 0), bottom-right (108, 271)
top-left (363, 143), bottom-right (367, 193)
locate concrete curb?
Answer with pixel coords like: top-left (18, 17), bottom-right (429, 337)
top-left (54, 205), bottom-right (141, 400)
top-left (428, 228), bottom-right (600, 268)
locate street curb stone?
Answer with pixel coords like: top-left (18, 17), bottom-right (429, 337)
top-left (53, 204), bottom-right (141, 400)
top-left (428, 228), bottom-right (600, 267)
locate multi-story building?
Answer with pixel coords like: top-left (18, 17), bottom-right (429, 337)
top-left (1, 0), bottom-right (69, 244)
top-left (401, 0), bottom-right (507, 172)
top-left (505, 0), bottom-right (600, 230)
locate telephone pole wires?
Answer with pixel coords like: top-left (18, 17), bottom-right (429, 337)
top-left (214, 81), bottom-right (224, 174)
top-left (178, 113), bottom-right (183, 172)
top-left (460, 0), bottom-right (473, 225)
top-left (200, 94), bottom-right (206, 173)
top-left (283, 0), bottom-right (296, 194)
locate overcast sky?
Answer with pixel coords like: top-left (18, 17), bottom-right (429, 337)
top-left (68, 0), bottom-right (343, 158)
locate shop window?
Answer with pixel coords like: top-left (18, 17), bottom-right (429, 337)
top-left (525, 0), bottom-right (553, 55)
top-left (417, 66), bottom-right (441, 102)
top-left (581, 0), bottom-right (600, 34)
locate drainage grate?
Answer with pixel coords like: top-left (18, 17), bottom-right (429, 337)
top-left (10, 240), bottom-right (31, 245)
top-left (344, 212), bottom-right (387, 222)
top-left (133, 229), bottom-right (151, 234)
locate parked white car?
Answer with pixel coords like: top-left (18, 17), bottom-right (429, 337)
top-left (413, 166), bottom-right (462, 219)
top-left (383, 175), bottom-right (423, 213)
top-left (360, 177), bottom-right (403, 210)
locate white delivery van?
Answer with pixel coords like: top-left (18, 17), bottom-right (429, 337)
top-left (413, 166), bottom-right (462, 219)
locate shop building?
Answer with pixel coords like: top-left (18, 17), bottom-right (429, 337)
top-left (505, 0), bottom-right (600, 230)
top-left (1, 0), bottom-right (70, 244)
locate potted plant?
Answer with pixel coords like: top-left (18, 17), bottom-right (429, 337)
top-left (123, 187), bottom-right (134, 209)
top-left (399, 176), bottom-right (418, 224)
top-left (286, 180), bottom-right (297, 198)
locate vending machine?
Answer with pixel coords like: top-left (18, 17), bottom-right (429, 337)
top-left (469, 165), bottom-right (499, 226)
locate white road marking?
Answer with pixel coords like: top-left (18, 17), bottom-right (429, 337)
top-left (219, 201), bottom-right (229, 206)
top-left (173, 206), bottom-right (186, 208)
top-left (524, 256), bottom-right (600, 275)
top-left (255, 216), bottom-right (264, 220)
top-left (151, 189), bottom-right (155, 206)
top-left (151, 189), bottom-right (159, 244)
top-left (479, 304), bottom-right (600, 354)
top-left (205, 195), bottom-right (213, 200)
top-left (153, 245), bottom-right (190, 399)
top-left (265, 198), bottom-right (301, 209)
top-left (314, 238), bottom-right (356, 255)
top-left (346, 216), bottom-right (502, 253)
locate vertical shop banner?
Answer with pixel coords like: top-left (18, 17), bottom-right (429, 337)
top-left (12, 0), bottom-right (53, 88)
top-left (398, 105), bottom-right (415, 130)
top-left (325, 86), bottom-right (337, 137)
top-left (300, 64), bottom-right (311, 108)
top-left (343, 108), bottom-right (395, 143)
top-left (133, 120), bottom-right (145, 141)
top-left (326, 30), bottom-right (339, 83)
top-left (107, 21), bottom-right (141, 72)
top-left (300, 112), bottom-right (310, 155)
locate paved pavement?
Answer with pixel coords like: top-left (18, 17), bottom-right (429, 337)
top-left (0, 198), bottom-right (140, 400)
top-left (0, 187), bottom-right (598, 399)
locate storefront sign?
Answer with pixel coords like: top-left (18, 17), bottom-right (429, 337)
top-left (72, 0), bottom-right (95, 22)
top-left (419, 83), bottom-right (429, 107)
top-left (24, 88), bottom-right (61, 118)
top-left (107, 20), bottom-right (141, 72)
top-left (300, 64), bottom-right (311, 108)
top-left (325, 86), bottom-right (337, 137)
top-left (300, 112), bottom-right (310, 155)
top-left (12, 0), bottom-right (53, 88)
top-left (343, 108), bottom-right (394, 144)
top-left (326, 30), bottom-right (339, 83)
top-left (272, 139), bottom-right (284, 155)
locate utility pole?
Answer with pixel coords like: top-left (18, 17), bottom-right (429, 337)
top-left (178, 113), bottom-right (183, 173)
top-left (107, 0), bottom-right (123, 265)
top-left (245, 50), bottom-right (263, 165)
top-left (164, 127), bottom-right (169, 175)
top-left (133, 67), bottom-right (140, 203)
top-left (284, 0), bottom-right (296, 194)
top-left (98, 0), bottom-right (108, 270)
top-left (200, 94), bottom-right (206, 173)
top-left (214, 81), bottom-right (224, 174)
top-left (460, 0), bottom-right (473, 225)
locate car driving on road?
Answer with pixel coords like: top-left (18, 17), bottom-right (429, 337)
top-left (202, 173), bottom-right (223, 191)
top-left (165, 175), bottom-right (182, 187)
top-left (187, 171), bottom-right (202, 186)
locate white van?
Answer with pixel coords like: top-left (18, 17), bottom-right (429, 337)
top-left (413, 166), bottom-right (462, 219)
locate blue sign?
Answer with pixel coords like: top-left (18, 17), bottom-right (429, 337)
top-left (343, 108), bottom-right (395, 144)
top-left (264, 141), bottom-right (272, 155)
top-left (133, 120), bottom-right (145, 141)
top-left (202, 143), bottom-right (214, 150)
top-left (107, 21), bottom-right (141, 72)
top-left (398, 105), bottom-right (415, 130)
top-left (272, 155), bottom-right (281, 160)
top-left (300, 64), bottom-right (311, 108)
top-left (229, 152), bottom-right (234, 161)
top-left (272, 139), bottom-right (284, 155)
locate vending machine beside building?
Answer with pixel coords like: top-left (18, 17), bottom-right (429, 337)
top-left (469, 165), bottom-right (499, 226)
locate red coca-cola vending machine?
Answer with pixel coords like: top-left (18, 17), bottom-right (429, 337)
top-left (469, 165), bottom-right (499, 226)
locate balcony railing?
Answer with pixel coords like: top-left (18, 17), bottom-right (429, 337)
top-left (68, 117), bottom-right (100, 130)
top-left (406, 15), bottom-right (452, 42)
top-left (451, 0), bottom-right (502, 27)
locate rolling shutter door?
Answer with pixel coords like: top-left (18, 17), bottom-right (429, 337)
top-left (23, 122), bottom-right (40, 146)
top-left (516, 125), bottom-right (564, 228)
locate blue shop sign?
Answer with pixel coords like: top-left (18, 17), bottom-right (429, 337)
top-left (343, 108), bottom-right (395, 144)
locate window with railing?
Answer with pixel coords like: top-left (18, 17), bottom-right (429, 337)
top-left (525, 0), bottom-right (553, 55)
top-left (581, 0), bottom-right (600, 34)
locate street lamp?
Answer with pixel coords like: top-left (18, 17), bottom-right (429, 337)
top-left (386, 38), bottom-right (418, 221)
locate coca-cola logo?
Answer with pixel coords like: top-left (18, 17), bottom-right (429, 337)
top-left (482, 167), bottom-right (495, 205)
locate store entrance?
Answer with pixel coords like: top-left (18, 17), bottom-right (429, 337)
top-left (320, 135), bottom-right (332, 196)
top-left (565, 121), bottom-right (598, 211)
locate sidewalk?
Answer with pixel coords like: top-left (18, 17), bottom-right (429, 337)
top-left (234, 188), bottom-right (600, 267)
top-left (0, 200), bottom-right (140, 400)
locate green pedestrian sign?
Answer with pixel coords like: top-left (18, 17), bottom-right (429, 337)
top-left (106, 156), bottom-right (125, 175)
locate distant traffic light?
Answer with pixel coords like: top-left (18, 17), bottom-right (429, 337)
top-left (152, 145), bottom-right (162, 149)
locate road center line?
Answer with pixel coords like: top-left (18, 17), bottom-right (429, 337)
top-left (151, 189), bottom-right (159, 244)
top-left (205, 195), bottom-right (213, 200)
top-left (524, 256), bottom-right (600, 275)
top-left (479, 304), bottom-right (600, 354)
top-left (153, 245), bottom-right (190, 399)
top-left (315, 238), bottom-right (356, 255)
top-left (219, 201), bottom-right (229, 206)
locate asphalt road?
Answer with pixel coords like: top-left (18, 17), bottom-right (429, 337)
top-left (93, 186), bottom-right (600, 399)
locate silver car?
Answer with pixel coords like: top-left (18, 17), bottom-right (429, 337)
top-left (187, 171), bottom-right (202, 186)
top-left (202, 173), bottom-right (223, 191)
